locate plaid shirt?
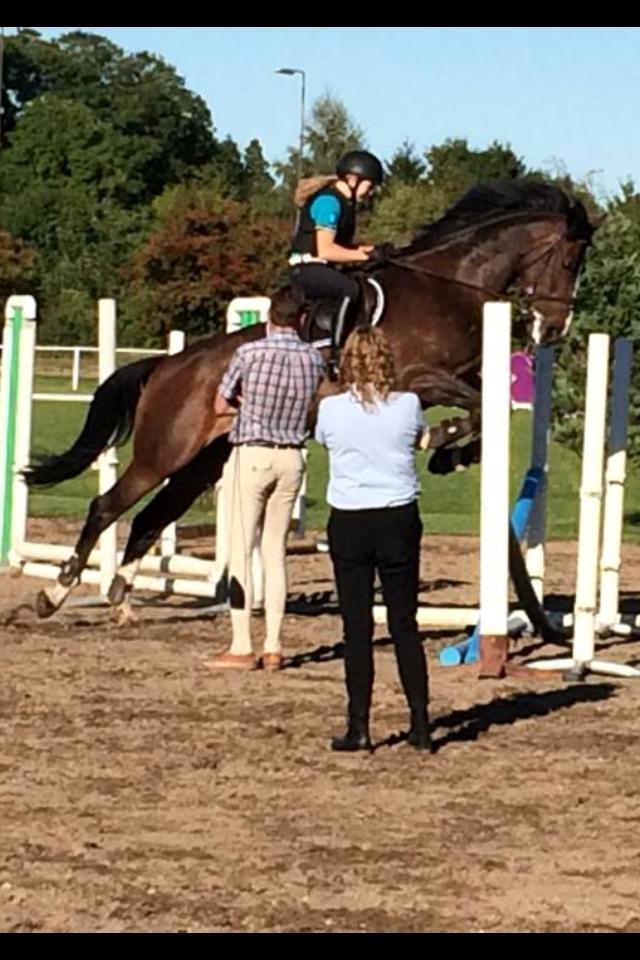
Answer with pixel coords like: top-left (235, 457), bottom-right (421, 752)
top-left (220, 329), bottom-right (326, 445)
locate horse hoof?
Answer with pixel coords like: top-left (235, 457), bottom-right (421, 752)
top-left (111, 602), bottom-right (138, 627)
top-left (428, 449), bottom-right (455, 475)
top-left (107, 575), bottom-right (129, 607)
top-left (36, 590), bottom-right (58, 619)
top-left (459, 443), bottom-right (480, 468)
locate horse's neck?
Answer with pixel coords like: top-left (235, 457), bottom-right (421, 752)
top-left (410, 219), bottom-right (558, 294)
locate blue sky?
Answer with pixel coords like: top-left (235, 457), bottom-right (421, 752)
top-left (22, 26), bottom-right (640, 198)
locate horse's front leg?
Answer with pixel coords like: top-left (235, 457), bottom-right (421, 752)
top-left (402, 367), bottom-right (481, 476)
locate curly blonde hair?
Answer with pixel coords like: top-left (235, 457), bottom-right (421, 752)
top-left (294, 175), bottom-right (338, 207)
top-left (339, 326), bottom-right (397, 409)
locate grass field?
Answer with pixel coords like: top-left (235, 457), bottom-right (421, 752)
top-left (24, 374), bottom-right (640, 542)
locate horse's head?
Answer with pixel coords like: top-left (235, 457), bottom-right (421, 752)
top-left (510, 199), bottom-right (596, 346)
top-left (392, 179), bottom-right (597, 348)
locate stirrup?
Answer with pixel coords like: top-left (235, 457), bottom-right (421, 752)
top-left (334, 295), bottom-right (351, 348)
top-left (329, 296), bottom-right (352, 380)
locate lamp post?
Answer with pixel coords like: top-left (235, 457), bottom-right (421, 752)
top-left (275, 67), bottom-right (306, 183)
top-left (0, 27), bottom-right (5, 150)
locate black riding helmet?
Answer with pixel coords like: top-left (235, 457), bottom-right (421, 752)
top-left (336, 150), bottom-right (384, 187)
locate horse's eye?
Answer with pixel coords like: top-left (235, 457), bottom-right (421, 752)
top-left (563, 259), bottom-right (575, 270)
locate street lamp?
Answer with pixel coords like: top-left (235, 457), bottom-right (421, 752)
top-left (0, 27), bottom-right (5, 150)
top-left (275, 67), bottom-right (306, 184)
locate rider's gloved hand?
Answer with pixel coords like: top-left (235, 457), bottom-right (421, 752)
top-left (366, 242), bottom-right (396, 266)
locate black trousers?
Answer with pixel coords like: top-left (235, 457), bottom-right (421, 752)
top-left (289, 263), bottom-right (359, 303)
top-left (327, 501), bottom-right (428, 719)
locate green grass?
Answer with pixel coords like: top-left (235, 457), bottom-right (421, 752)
top-left (305, 405), bottom-right (640, 542)
top-left (25, 378), bottom-right (640, 541)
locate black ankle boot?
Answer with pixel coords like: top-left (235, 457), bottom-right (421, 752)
top-left (408, 710), bottom-right (432, 752)
top-left (331, 715), bottom-right (372, 753)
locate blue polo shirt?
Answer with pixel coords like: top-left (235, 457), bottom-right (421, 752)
top-left (315, 390), bottom-right (425, 510)
top-left (309, 193), bottom-right (341, 230)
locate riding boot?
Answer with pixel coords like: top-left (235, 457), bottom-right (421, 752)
top-left (407, 708), bottom-right (432, 752)
top-left (329, 295), bottom-right (353, 380)
top-left (331, 713), bottom-right (372, 752)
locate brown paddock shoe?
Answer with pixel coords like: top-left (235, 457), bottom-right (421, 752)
top-left (259, 653), bottom-right (284, 672)
top-left (204, 652), bottom-right (258, 671)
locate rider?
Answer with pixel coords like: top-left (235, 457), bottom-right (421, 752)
top-left (287, 150), bottom-right (385, 341)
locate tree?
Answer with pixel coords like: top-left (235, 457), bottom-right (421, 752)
top-left (0, 29), bottom-right (244, 341)
top-left (244, 139), bottom-right (273, 191)
top-left (424, 138), bottom-right (526, 208)
top-left (274, 93), bottom-right (365, 196)
top-left (1, 29), bottom-right (61, 142)
top-left (0, 94), bottom-right (154, 230)
top-left (385, 139), bottom-right (426, 187)
top-left (369, 138), bottom-right (527, 245)
top-left (552, 182), bottom-right (640, 463)
top-left (365, 181), bottom-right (448, 246)
top-left (210, 137), bottom-right (246, 196)
top-left (2, 29), bottom-right (218, 202)
top-left (304, 93), bottom-right (366, 173)
top-left (0, 231), bottom-right (38, 302)
top-left (126, 200), bottom-right (290, 342)
top-left (242, 139), bottom-right (275, 197)
top-left (531, 158), bottom-right (604, 221)
top-left (0, 95), bottom-right (152, 340)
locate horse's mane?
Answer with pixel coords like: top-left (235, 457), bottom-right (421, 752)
top-left (396, 178), bottom-right (594, 256)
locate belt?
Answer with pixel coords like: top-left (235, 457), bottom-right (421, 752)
top-left (240, 441), bottom-right (304, 450)
top-left (288, 253), bottom-right (328, 266)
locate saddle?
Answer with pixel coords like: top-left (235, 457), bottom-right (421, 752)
top-left (298, 275), bottom-right (386, 377)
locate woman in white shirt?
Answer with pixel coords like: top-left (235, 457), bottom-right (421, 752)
top-left (315, 327), bottom-right (431, 753)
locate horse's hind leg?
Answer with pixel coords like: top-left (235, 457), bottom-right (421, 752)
top-left (108, 437), bottom-right (232, 609)
top-left (36, 462), bottom-right (160, 619)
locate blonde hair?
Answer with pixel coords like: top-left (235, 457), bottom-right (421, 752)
top-left (339, 327), bottom-right (397, 410)
top-left (294, 175), bottom-right (338, 208)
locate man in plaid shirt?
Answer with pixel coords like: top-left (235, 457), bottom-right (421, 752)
top-left (206, 294), bottom-right (325, 671)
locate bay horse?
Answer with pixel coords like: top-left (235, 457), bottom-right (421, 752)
top-left (25, 179), bottom-right (595, 619)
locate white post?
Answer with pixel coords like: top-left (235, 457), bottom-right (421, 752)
top-left (479, 302), bottom-right (512, 677)
top-left (160, 329), bottom-right (186, 559)
top-left (528, 333), bottom-right (640, 679)
top-left (10, 312), bottom-right (36, 561)
top-left (97, 300), bottom-right (118, 597)
top-left (167, 329), bottom-right (185, 355)
top-left (598, 338), bottom-right (632, 628)
top-left (0, 296), bottom-right (37, 568)
top-left (0, 307), bottom-right (14, 565)
top-left (525, 346), bottom-right (554, 602)
top-left (572, 334), bottom-right (609, 665)
top-left (72, 347), bottom-right (81, 392)
top-left (225, 296), bottom-right (271, 332)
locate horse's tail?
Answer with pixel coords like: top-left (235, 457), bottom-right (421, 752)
top-left (23, 356), bottom-right (162, 488)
